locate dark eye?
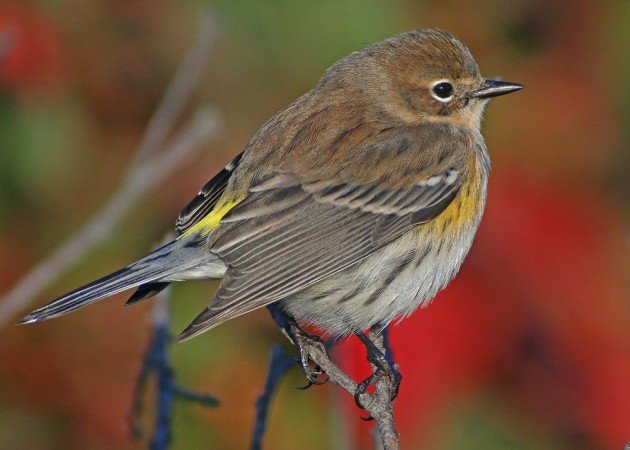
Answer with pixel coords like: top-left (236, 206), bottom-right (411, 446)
top-left (432, 82), bottom-right (454, 100)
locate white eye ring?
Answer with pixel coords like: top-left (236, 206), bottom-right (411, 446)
top-left (430, 79), bottom-right (455, 103)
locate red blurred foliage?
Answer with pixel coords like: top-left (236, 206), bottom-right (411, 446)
top-left (336, 3), bottom-right (630, 447)
top-left (340, 171), bottom-right (629, 449)
top-left (0, 4), bottom-right (62, 90)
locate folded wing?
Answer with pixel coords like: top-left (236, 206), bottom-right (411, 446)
top-left (179, 128), bottom-right (471, 340)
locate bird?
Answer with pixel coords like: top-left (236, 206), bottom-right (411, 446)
top-left (19, 29), bottom-right (522, 357)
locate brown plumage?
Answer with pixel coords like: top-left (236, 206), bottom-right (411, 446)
top-left (20, 29), bottom-right (522, 344)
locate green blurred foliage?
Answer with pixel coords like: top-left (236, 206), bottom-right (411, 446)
top-left (433, 393), bottom-right (563, 450)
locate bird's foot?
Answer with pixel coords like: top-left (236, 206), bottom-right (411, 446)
top-left (288, 321), bottom-right (330, 387)
top-left (353, 365), bottom-right (402, 410)
top-left (354, 331), bottom-right (402, 411)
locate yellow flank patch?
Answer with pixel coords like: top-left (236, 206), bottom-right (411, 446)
top-left (181, 197), bottom-right (244, 236)
top-left (426, 173), bottom-right (483, 235)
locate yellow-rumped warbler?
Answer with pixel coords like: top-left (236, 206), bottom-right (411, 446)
top-left (19, 29), bottom-right (521, 344)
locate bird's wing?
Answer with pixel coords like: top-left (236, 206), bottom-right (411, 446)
top-left (126, 152), bottom-right (243, 305)
top-left (175, 152), bottom-right (243, 235)
top-left (178, 132), bottom-right (472, 341)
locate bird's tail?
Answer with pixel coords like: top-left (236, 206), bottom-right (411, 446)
top-left (17, 238), bottom-right (222, 324)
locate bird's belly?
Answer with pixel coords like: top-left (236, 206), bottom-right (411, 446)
top-left (282, 215), bottom-right (481, 337)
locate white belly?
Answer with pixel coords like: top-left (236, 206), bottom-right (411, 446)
top-left (281, 217), bottom-right (481, 337)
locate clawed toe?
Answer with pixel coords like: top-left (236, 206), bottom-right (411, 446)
top-left (354, 370), bottom-right (380, 409)
top-left (387, 365), bottom-right (402, 401)
top-left (353, 365), bottom-right (401, 410)
top-left (297, 360), bottom-right (329, 387)
top-left (353, 330), bottom-right (403, 412)
top-left (289, 323), bottom-right (331, 386)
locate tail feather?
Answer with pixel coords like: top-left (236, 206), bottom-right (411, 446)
top-left (18, 266), bottom-right (169, 324)
top-left (125, 282), bottom-right (170, 306)
top-left (17, 239), bottom-right (216, 324)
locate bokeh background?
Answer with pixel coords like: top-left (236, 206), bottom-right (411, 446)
top-left (1, 1), bottom-right (628, 449)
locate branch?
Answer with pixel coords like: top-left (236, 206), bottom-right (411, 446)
top-left (129, 284), bottom-right (219, 450)
top-left (0, 13), bottom-right (221, 328)
top-left (267, 305), bottom-right (400, 450)
top-left (366, 329), bottom-right (400, 450)
top-left (130, 14), bottom-right (218, 165)
top-left (250, 344), bottom-right (298, 450)
top-left (299, 331), bottom-right (399, 449)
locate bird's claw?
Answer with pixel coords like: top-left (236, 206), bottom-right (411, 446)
top-left (290, 325), bottom-right (330, 386)
top-left (353, 366), bottom-right (400, 405)
top-left (353, 333), bottom-right (402, 416)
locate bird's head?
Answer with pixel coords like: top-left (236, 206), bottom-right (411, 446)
top-left (338, 29), bottom-right (523, 130)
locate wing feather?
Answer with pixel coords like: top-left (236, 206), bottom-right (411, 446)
top-left (178, 170), bottom-right (463, 341)
top-left (127, 153), bottom-right (242, 305)
top-left (175, 152), bottom-right (243, 235)
top-left (176, 126), bottom-right (479, 340)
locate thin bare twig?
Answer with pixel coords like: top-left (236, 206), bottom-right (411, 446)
top-left (0, 15), bottom-right (220, 328)
top-left (129, 272), bottom-right (219, 449)
top-left (267, 305), bottom-right (400, 450)
top-left (250, 344), bottom-right (297, 450)
top-left (131, 14), bottom-right (218, 165)
top-left (292, 331), bottom-right (399, 449)
top-left (366, 330), bottom-right (400, 449)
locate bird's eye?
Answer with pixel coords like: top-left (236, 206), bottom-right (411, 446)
top-left (431, 82), bottom-right (454, 102)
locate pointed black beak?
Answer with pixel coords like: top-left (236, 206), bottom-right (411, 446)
top-left (470, 79), bottom-right (523, 99)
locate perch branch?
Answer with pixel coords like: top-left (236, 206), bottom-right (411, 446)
top-left (130, 284), bottom-right (219, 450)
top-left (267, 305), bottom-right (400, 450)
top-left (250, 344), bottom-right (298, 450)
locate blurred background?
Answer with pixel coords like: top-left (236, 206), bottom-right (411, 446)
top-left (0, 0), bottom-right (628, 449)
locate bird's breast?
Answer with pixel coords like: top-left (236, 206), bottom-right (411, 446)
top-left (282, 153), bottom-right (489, 337)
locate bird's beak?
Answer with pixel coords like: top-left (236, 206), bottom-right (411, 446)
top-left (470, 79), bottom-right (523, 99)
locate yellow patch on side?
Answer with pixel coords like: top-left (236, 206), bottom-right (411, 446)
top-left (423, 160), bottom-right (485, 236)
top-left (181, 197), bottom-right (244, 236)
top-left (433, 178), bottom-right (481, 230)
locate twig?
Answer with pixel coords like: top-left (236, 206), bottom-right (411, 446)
top-left (250, 344), bottom-right (298, 450)
top-left (267, 305), bottom-right (400, 450)
top-left (0, 14), bottom-right (220, 328)
top-left (131, 13), bottom-right (218, 165)
top-left (129, 286), bottom-right (219, 450)
top-left (148, 314), bottom-right (174, 450)
top-left (366, 330), bottom-right (400, 450)
top-left (251, 307), bottom-right (341, 449)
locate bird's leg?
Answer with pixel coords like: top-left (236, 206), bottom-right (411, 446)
top-left (354, 328), bottom-right (402, 409)
top-left (289, 319), bottom-right (330, 387)
top-left (267, 305), bottom-right (329, 386)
